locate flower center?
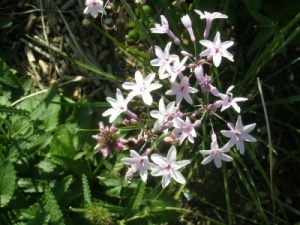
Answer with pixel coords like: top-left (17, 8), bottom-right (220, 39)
top-left (165, 164), bottom-right (172, 171)
top-left (92, 2), bottom-right (99, 7)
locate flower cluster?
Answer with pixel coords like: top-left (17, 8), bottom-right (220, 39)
top-left (92, 122), bottom-right (127, 158)
top-left (88, 4), bottom-right (256, 188)
top-left (121, 146), bottom-right (190, 188)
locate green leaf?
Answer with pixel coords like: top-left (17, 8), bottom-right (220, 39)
top-left (247, 27), bottom-right (274, 57)
top-left (17, 178), bottom-right (46, 193)
top-left (50, 155), bottom-right (89, 178)
top-left (124, 181), bottom-right (145, 218)
top-left (82, 174), bottom-right (92, 205)
top-left (50, 125), bottom-right (76, 158)
top-left (30, 83), bottom-right (61, 132)
top-left (53, 175), bottom-right (74, 203)
top-left (0, 58), bottom-right (21, 88)
top-left (0, 162), bottom-right (16, 207)
top-left (43, 186), bottom-right (65, 225)
top-left (0, 105), bottom-right (29, 115)
top-left (38, 158), bottom-right (57, 173)
top-left (17, 202), bottom-right (50, 225)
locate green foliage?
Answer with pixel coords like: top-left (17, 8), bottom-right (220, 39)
top-left (0, 162), bottom-right (16, 207)
top-left (43, 186), bottom-right (65, 224)
top-left (1, 0), bottom-right (299, 224)
top-left (82, 174), bottom-right (92, 205)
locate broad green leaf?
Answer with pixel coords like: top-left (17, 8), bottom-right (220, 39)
top-left (16, 84), bottom-right (60, 132)
top-left (50, 125), bottom-right (76, 158)
top-left (38, 158), bottom-right (57, 173)
top-left (30, 83), bottom-right (61, 132)
top-left (0, 162), bottom-right (16, 206)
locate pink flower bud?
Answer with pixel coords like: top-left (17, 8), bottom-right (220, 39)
top-left (194, 66), bottom-right (204, 82)
top-left (211, 133), bottom-right (217, 142)
top-left (181, 15), bottom-right (196, 42)
top-left (100, 145), bottom-right (110, 158)
top-left (193, 120), bottom-right (202, 127)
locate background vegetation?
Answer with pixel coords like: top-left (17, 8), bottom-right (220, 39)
top-left (0, 0), bottom-right (300, 224)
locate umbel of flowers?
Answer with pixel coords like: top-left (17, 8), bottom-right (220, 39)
top-left (86, 1), bottom-right (256, 188)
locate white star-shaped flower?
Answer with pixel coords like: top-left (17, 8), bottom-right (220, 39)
top-left (150, 98), bottom-right (182, 132)
top-left (122, 70), bottom-right (162, 106)
top-left (199, 31), bottom-right (234, 67)
top-left (200, 134), bottom-right (233, 168)
top-left (172, 117), bottom-right (200, 145)
top-left (221, 116), bottom-right (256, 154)
top-left (121, 150), bottom-right (154, 182)
top-left (102, 89), bottom-right (132, 123)
top-left (166, 76), bottom-right (198, 105)
top-left (195, 10), bottom-right (228, 38)
top-left (83, 0), bottom-right (106, 18)
top-left (217, 85), bottom-right (248, 113)
top-left (150, 42), bottom-right (179, 79)
top-left (151, 146), bottom-right (190, 188)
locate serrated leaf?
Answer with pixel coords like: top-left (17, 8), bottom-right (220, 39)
top-left (0, 162), bottom-right (16, 206)
top-left (18, 202), bottom-right (50, 225)
top-left (53, 175), bottom-right (74, 202)
top-left (0, 104), bottom-right (29, 115)
top-left (82, 174), bottom-right (92, 205)
top-left (43, 186), bottom-right (65, 225)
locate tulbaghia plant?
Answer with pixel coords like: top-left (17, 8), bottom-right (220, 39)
top-left (88, 3), bottom-right (256, 188)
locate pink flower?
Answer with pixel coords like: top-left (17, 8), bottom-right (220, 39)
top-left (102, 89), bottom-right (137, 123)
top-left (150, 98), bottom-right (182, 132)
top-left (151, 146), bottom-right (190, 188)
top-left (200, 134), bottom-right (233, 168)
top-left (221, 116), bottom-right (256, 154)
top-left (122, 70), bottom-right (162, 106)
top-left (93, 122), bottom-right (127, 158)
top-left (150, 15), bottom-right (180, 45)
top-left (194, 66), bottom-right (219, 96)
top-left (199, 32), bottom-right (234, 67)
top-left (217, 85), bottom-right (248, 113)
top-left (168, 56), bottom-right (189, 82)
top-left (172, 117), bottom-right (201, 145)
top-left (83, 0), bottom-right (106, 18)
top-left (194, 10), bottom-right (227, 38)
top-left (121, 150), bottom-right (154, 182)
top-left (166, 76), bottom-right (198, 105)
top-left (150, 42), bottom-right (179, 79)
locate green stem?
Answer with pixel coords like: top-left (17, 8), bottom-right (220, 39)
top-left (222, 164), bottom-right (232, 225)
